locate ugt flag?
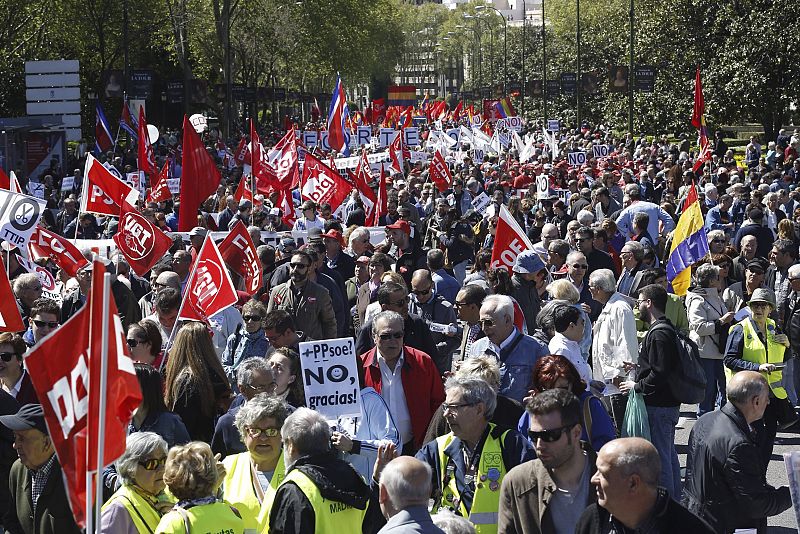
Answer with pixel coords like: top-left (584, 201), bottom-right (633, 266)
top-left (327, 74), bottom-right (350, 155)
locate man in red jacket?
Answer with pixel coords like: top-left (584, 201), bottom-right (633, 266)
top-left (360, 310), bottom-right (445, 455)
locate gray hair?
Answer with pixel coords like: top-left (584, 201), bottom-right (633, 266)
top-left (727, 372), bottom-right (768, 406)
top-left (379, 458), bottom-right (432, 509)
top-left (444, 376), bottom-right (497, 419)
top-left (548, 239), bottom-right (570, 260)
top-left (588, 269), bottom-right (616, 293)
top-left (431, 510), bottom-right (476, 534)
top-left (480, 295), bottom-right (514, 324)
top-left (788, 264), bottom-right (800, 278)
top-left (236, 358), bottom-right (272, 387)
top-left (605, 439), bottom-right (661, 487)
top-left (12, 273), bottom-right (39, 294)
top-left (566, 251), bottom-right (586, 266)
top-left (234, 394), bottom-right (289, 441)
top-left (706, 229), bottom-right (725, 244)
top-left (281, 407), bottom-right (331, 456)
top-left (537, 299), bottom-right (572, 335)
top-left (694, 263), bottom-right (721, 288)
top-left (115, 432), bottom-right (168, 486)
top-left (348, 227), bottom-right (370, 247)
top-left (372, 310), bottom-right (404, 336)
top-left (576, 210), bottom-right (594, 226)
top-left (621, 241), bottom-right (645, 261)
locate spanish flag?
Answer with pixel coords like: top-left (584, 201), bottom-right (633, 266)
top-left (666, 182), bottom-right (709, 296)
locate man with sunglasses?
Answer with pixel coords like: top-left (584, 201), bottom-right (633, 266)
top-left (574, 226), bottom-right (617, 278)
top-left (409, 270), bottom-right (459, 375)
top-left (23, 298), bottom-right (60, 351)
top-left (360, 311), bottom-right (445, 455)
top-left (499, 388), bottom-right (595, 534)
top-left (416, 376), bottom-right (533, 533)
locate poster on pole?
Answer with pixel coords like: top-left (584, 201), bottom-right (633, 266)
top-left (299, 337), bottom-right (363, 421)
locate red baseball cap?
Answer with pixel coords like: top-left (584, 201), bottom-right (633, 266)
top-left (386, 220), bottom-right (411, 235)
top-left (321, 230), bottom-right (345, 247)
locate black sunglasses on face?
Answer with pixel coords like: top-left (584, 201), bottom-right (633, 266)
top-left (377, 332), bottom-right (404, 340)
top-left (126, 338), bottom-right (145, 348)
top-left (528, 424), bottom-right (576, 443)
top-left (0, 352), bottom-right (18, 362)
top-left (32, 319), bottom-right (59, 329)
top-left (243, 315), bottom-right (264, 323)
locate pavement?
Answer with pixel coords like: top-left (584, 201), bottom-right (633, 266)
top-left (675, 405), bottom-right (799, 533)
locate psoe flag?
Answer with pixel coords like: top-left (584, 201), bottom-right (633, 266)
top-left (666, 182), bottom-right (708, 296)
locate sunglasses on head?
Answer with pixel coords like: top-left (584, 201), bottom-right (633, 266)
top-left (0, 352), bottom-right (18, 363)
top-left (32, 319), bottom-right (59, 329)
top-left (528, 423), bottom-right (576, 443)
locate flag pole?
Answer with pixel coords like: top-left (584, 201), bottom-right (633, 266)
top-left (94, 271), bottom-right (112, 532)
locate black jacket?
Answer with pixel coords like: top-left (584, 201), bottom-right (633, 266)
top-left (576, 489), bottom-right (713, 534)
top-left (510, 273), bottom-right (541, 335)
top-left (788, 292), bottom-right (800, 358)
top-left (356, 313), bottom-right (438, 367)
top-left (634, 318), bottom-right (681, 407)
top-left (683, 403), bottom-right (792, 533)
top-left (268, 452), bottom-right (384, 534)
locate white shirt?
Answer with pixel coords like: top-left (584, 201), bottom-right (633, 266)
top-left (6, 370), bottom-right (25, 399)
top-left (548, 333), bottom-right (592, 387)
top-left (591, 292), bottom-right (639, 395)
top-left (377, 349), bottom-right (412, 445)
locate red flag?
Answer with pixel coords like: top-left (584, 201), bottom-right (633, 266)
top-left (113, 200), bottom-right (174, 277)
top-left (265, 129), bottom-right (299, 190)
top-left (278, 188), bottom-right (296, 228)
top-left (218, 220), bottom-right (262, 295)
top-left (370, 166), bottom-right (388, 227)
top-left (388, 132), bottom-right (405, 175)
top-left (80, 154), bottom-right (140, 216)
top-left (353, 152), bottom-right (377, 218)
top-left (29, 227), bottom-right (90, 277)
top-left (372, 98), bottom-right (386, 123)
top-left (429, 150), bottom-right (453, 192)
top-left (233, 175), bottom-right (254, 205)
top-left (137, 107), bottom-right (156, 177)
top-left (177, 235), bottom-right (238, 323)
top-left (0, 257), bottom-right (23, 332)
top-left (452, 100), bottom-right (464, 121)
top-left (179, 115), bottom-right (221, 232)
top-left (233, 136), bottom-right (250, 166)
top-left (490, 205), bottom-right (535, 272)
top-left (0, 168), bottom-right (21, 192)
top-left (146, 161), bottom-right (172, 204)
top-left (250, 118), bottom-right (262, 183)
top-left (691, 66), bottom-right (704, 130)
top-left (25, 259), bottom-right (141, 528)
top-left (300, 152), bottom-right (352, 213)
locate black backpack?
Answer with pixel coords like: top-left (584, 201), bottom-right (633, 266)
top-left (650, 322), bottom-right (707, 404)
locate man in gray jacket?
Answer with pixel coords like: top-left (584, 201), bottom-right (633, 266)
top-left (378, 457), bottom-right (445, 534)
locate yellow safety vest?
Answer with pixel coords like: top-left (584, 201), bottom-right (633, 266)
top-left (101, 484), bottom-right (168, 534)
top-left (727, 318), bottom-right (787, 398)
top-left (435, 423), bottom-right (509, 534)
top-left (221, 451), bottom-right (285, 534)
top-left (278, 468), bottom-right (366, 534)
top-left (154, 501), bottom-right (244, 534)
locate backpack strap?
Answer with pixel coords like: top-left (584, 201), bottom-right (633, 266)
top-left (582, 396), bottom-right (594, 446)
top-left (172, 506), bottom-right (192, 534)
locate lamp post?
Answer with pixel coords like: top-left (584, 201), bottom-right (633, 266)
top-left (476, 5), bottom-right (508, 94)
top-left (542, 0), bottom-right (548, 122)
top-left (462, 14), bottom-right (482, 96)
top-left (628, 0), bottom-right (635, 134)
top-left (521, 0), bottom-right (526, 114)
top-left (576, 0), bottom-right (581, 129)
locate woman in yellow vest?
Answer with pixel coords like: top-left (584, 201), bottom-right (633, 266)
top-left (724, 288), bottom-right (792, 469)
top-left (156, 441), bottom-right (244, 534)
top-left (100, 432), bottom-right (175, 533)
top-left (221, 394), bottom-right (289, 534)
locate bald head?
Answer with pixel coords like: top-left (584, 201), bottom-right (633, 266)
top-left (155, 271), bottom-right (181, 292)
top-left (541, 223), bottom-right (559, 241)
top-left (727, 371), bottom-right (769, 423)
top-left (379, 456), bottom-right (432, 516)
top-left (599, 437), bottom-right (660, 487)
top-left (411, 269), bottom-right (433, 286)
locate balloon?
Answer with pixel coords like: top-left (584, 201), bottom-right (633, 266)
top-left (147, 124), bottom-right (159, 144)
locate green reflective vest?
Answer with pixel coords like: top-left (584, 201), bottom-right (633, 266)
top-left (727, 317), bottom-right (787, 398)
top-left (279, 468), bottom-right (366, 534)
top-left (221, 450), bottom-right (285, 534)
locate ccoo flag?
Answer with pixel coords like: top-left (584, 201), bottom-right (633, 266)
top-left (327, 74), bottom-right (350, 155)
top-left (666, 182), bottom-right (709, 296)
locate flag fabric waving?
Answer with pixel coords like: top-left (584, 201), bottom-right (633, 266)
top-left (113, 200), bottom-right (174, 277)
top-left (25, 259), bottom-right (141, 528)
top-left (327, 74), bottom-right (350, 155)
top-left (146, 161), bottom-right (172, 204)
top-left (234, 175), bottom-right (254, 206)
top-left (137, 107), bottom-right (156, 177)
top-left (177, 234), bottom-right (239, 323)
top-left (179, 115), bottom-right (221, 232)
top-left (491, 205), bottom-right (535, 272)
top-left (218, 220), bottom-right (262, 295)
top-left (0, 257), bottom-right (23, 332)
top-left (29, 226), bottom-right (90, 277)
top-left (0, 168), bottom-right (21, 192)
top-left (119, 100), bottom-right (138, 141)
top-left (666, 182), bottom-right (709, 296)
top-left (352, 152), bottom-right (377, 219)
top-left (370, 166), bottom-right (388, 227)
top-left (494, 97), bottom-right (517, 118)
top-left (95, 102), bottom-right (114, 154)
top-left (429, 150), bottom-right (453, 192)
top-left (81, 153), bottom-right (140, 216)
top-left (300, 152), bottom-right (352, 213)
top-left (691, 67), bottom-right (712, 173)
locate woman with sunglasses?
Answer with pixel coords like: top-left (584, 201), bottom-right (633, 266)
top-left (127, 320), bottom-right (163, 368)
top-left (0, 333), bottom-right (38, 406)
top-left (517, 355), bottom-right (615, 453)
top-left (221, 395), bottom-right (289, 533)
top-left (100, 432), bottom-right (174, 533)
top-left (222, 300), bottom-right (269, 392)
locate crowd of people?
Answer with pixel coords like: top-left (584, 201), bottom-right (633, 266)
top-left (0, 119), bottom-right (799, 533)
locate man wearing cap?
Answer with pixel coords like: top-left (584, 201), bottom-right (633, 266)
top-left (322, 229), bottom-right (355, 281)
top-left (266, 208), bottom-right (290, 232)
top-left (723, 258), bottom-right (768, 313)
top-left (188, 226), bottom-right (208, 261)
top-left (387, 220), bottom-right (425, 288)
top-left (734, 205), bottom-right (775, 259)
top-left (3, 404), bottom-right (81, 534)
top-left (218, 195), bottom-right (237, 233)
top-left (511, 251), bottom-right (548, 334)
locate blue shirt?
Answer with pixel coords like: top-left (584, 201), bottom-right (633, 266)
top-left (468, 331), bottom-right (548, 403)
top-left (432, 269), bottom-right (460, 304)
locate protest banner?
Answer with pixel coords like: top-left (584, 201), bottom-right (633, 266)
top-left (471, 192), bottom-right (491, 215)
top-left (298, 337), bottom-right (362, 421)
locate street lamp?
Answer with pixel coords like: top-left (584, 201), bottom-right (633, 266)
top-left (476, 5), bottom-right (508, 94)
top-left (462, 14), bottom-right (482, 95)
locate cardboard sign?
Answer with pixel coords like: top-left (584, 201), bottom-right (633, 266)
top-left (497, 117), bottom-right (523, 132)
top-left (299, 337), bottom-right (362, 420)
top-left (471, 192), bottom-right (491, 215)
top-left (60, 177), bottom-right (75, 191)
top-left (592, 145), bottom-right (611, 158)
top-left (547, 119), bottom-right (560, 132)
top-left (568, 151), bottom-right (587, 167)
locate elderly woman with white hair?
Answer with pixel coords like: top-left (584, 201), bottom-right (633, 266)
top-left (686, 264), bottom-right (736, 417)
top-left (221, 394), bottom-right (289, 533)
top-left (100, 432), bottom-right (174, 533)
top-left (706, 229), bottom-right (727, 255)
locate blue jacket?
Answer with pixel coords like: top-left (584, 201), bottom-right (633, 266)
top-left (704, 205), bottom-right (730, 233)
top-left (468, 331), bottom-right (548, 403)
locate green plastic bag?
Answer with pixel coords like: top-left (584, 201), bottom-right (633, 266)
top-left (621, 390), bottom-right (651, 441)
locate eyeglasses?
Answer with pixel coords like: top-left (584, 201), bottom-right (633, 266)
top-left (32, 319), bottom-right (59, 329)
top-left (571, 264), bottom-right (588, 269)
top-left (126, 338), bottom-right (145, 348)
top-left (138, 457), bottom-right (167, 471)
top-left (152, 282), bottom-right (167, 289)
top-left (412, 287), bottom-right (432, 296)
top-left (479, 318), bottom-right (496, 328)
top-left (636, 298), bottom-right (651, 305)
top-left (711, 239), bottom-right (725, 244)
top-left (246, 426), bottom-right (280, 439)
top-left (576, 237), bottom-right (592, 242)
top-left (377, 332), bottom-right (404, 340)
top-left (528, 424), bottom-right (576, 443)
top-left (454, 301), bottom-right (471, 308)
top-left (0, 352), bottom-right (18, 362)
top-left (243, 315), bottom-right (264, 323)
top-left (242, 383), bottom-right (275, 395)
top-left (290, 262), bottom-right (309, 269)
top-left (442, 402), bottom-right (477, 413)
